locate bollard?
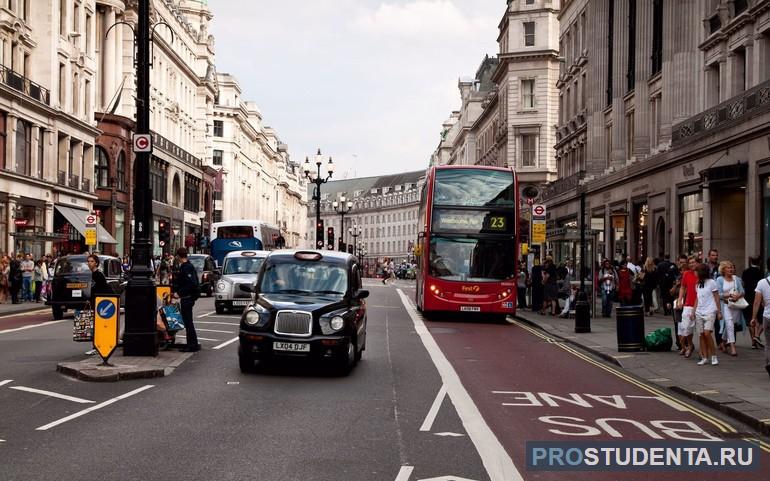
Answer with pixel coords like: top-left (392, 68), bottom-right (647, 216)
top-left (574, 291), bottom-right (591, 333)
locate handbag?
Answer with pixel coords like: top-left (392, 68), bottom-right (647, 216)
top-left (72, 302), bottom-right (95, 342)
top-left (162, 304), bottom-right (185, 331)
top-left (728, 297), bottom-right (749, 310)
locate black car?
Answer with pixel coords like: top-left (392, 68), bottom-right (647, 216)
top-left (238, 250), bottom-right (369, 374)
top-left (46, 255), bottom-right (125, 320)
top-left (187, 254), bottom-right (220, 296)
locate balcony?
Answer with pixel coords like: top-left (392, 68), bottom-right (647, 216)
top-left (0, 65), bottom-right (50, 106)
top-left (672, 78), bottom-right (770, 146)
top-left (57, 170), bottom-right (66, 186)
top-left (69, 174), bottom-right (79, 189)
top-left (81, 177), bottom-right (90, 192)
top-left (540, 170), bottom-right (585, 202)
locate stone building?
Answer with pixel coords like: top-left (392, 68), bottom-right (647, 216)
top-left (545, 0), bottom-right (770, 270)
top-left (307, 171), bottom-right (424, 269)
top-left (0, 0), bottom-right (107, 258)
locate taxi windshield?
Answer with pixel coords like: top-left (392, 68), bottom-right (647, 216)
top-left (260, 261), bottom-right (348, 296)
top-left (223, 257), bottom-right (264, 275)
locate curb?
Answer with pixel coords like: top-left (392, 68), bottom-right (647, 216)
top-left (0, 304), bottom-right (50, 317)
top-left (57, 362), bottom-right (165, 382)
top-left (514, 313), bottom-right (770, 436)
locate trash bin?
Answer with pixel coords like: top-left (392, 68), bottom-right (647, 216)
top-left (616, 305), bottom-right (645, 352)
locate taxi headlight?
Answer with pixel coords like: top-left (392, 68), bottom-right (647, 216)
top-left (330, 316), bottom-right (345, 331)
top-left (216, 281), bottom-right (227, 292)
top-left (244, 310), bottom-right (261, 326)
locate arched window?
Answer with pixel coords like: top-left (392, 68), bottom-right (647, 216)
top-left (172, 174), bottom-right (181, 207)
top-left (95, 146), bottom-right (109, 188)
top-left (116, 151), bottom-right (126, 190)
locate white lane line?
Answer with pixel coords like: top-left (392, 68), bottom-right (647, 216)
top-left (419, 385), bottom-right (447, 432)
top-left (0, 380), bottom-right (13, 387)
top-left (9, 386), bottom-right (94, 404)
top-left (36, 385), bottom-right (154, 431)
top-left (197, 321), bottom-right (240, 326)
top-left (196, 328), bottom-right (235, 334)
top-left (0, 320), bottom-right (66, 335)
top-left (397, 289), bottom-right (522, 481)
top-left (212, 336), bottom-right (239, 350)
top-left (175, 336), bottom-right (221, 342)
top-left (394, 465), bottom-right (413, 481)
top-left (197, 311), bottom-right (216, 318)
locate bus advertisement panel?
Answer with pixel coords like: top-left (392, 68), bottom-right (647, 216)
top-left (415, 166), bottom-right (519, 318)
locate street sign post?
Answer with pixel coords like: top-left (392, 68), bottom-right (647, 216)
top-left (85, 214), bottom-right (97, 249)
top-left (93, 296), bottom-right (120, 365)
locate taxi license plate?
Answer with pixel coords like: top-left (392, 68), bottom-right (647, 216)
top-left (460, 306), bottom-right (480, 312)
top-left (232, 300), bottom-right (249, 306)
top-left (67, 283), bottom-right (87, 289)
top-left (273, 342), bottom-right (310, 353)
top-left (72, 290), bottom-right (82, 298)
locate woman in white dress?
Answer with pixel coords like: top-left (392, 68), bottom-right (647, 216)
top-left (716, 261), bottom-right (746, 357)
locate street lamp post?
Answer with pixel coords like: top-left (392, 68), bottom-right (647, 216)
top-left (303, 149), bottom-right (334, 249)
top-left (333, 196), bottom-right (352, 251)
top-left (349, 225), bottom-right (361, 255)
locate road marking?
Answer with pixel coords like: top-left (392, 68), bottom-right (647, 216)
top-left (0, 380), bottom-right (13, 387)
top-left (0, 320), bottom-right (66, 335)
top-left (420, 385), bottom-right (447, 432)
top-left (197, 321), bottom-right (240, 326)
top-left (397, 289), bottom-right (522, 481)
top-left (197, 328), bottom-right (235, 334)
top-left (395, 466), bottom-right (414, 481)
top-left (434, 432), bottom-right (465, 437)
top-left (9, 386), bottom-right (94, 404)
top-left (197, 311), bottom-right (216, 318)
top-left (212, 336), bottom-right (239, 350)
top-left (0, 308), bottom-right (49, 320)
top-left (512, 320), bottom-right (736, 434)
top-left (175, 335), bottom-right (220, 342)
top-left (36, 385), bottom-right (154, 431)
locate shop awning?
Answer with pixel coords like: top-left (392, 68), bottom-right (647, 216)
top-left (55, 206), bottom-right (118, 244)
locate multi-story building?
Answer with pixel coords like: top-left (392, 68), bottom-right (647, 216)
top-left (545, 0), bottom-right (770, 270)
top-left (307, 171), bottom-right (424, 270)
top-left (0, 0), bottom-right (106, 258)
top-left (211, 73), bottom-right (307, 247)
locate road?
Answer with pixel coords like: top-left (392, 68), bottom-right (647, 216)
top-left (1, 281), bottom-right (768, 481)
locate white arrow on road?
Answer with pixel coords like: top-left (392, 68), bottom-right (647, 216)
top-left (418, 476), bottom-right (478, 481)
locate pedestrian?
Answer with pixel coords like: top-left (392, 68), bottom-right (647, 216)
top-left (541, 256), bottom-right (558, 315)
top-left (692, 263), bottom-right (721, 366)
top-left (669, 255), bottom-right (687, 351)
top-left (657, 254), bottom-right (678, 315)
top-left (530, 260), bottom-right (543, 313)
top-left (33, 260), bottom-right (44, 302)
top-left (625, 255), bottom-right (640, 277)
top-left (21, 253), bottom-right (34, 302)
top-left (677, 256), bottom-right (699, 358)
top-left (706, 249), bottom-right (720, 280)
top-left (641, 257), bottom-right (658, 316)
top-left (517, 261), bottom-right (528, 309)
top-left (741, 255), bottom-right (764, 349)
top-left (9, 254), bottom-right (22, 304)
top-left (749, 258), bottom-right (770, 379)
top-left (599, 258), bottom-right (617, 317)
top-left (86, 254), bottom-right (111, 304)
top-left (716, 260), bottom-right (745, 357)
top-left (172, 247), bottom-right (201, 352)
top-left (616, 262), bottom-right (634, 306)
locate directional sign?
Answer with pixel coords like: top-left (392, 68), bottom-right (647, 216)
top-left (532, 204), bottom-right (546, 218)
top-left (132, 133), bottom-right (152, 153)
top-left (93, 296), bottom-right (120, 364)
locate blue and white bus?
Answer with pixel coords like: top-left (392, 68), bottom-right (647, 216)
top-left (210, 220), bottom-right (281, 266)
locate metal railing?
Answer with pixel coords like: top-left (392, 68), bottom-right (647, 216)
top-left (0, 65), bottom-right (50, 105)
top-left (57, 170), bottom-right (67, 186)
top-left (540, 170), bottom-right (585, 201)
top-left (81, 177), bottom-right (90, 192)
top-left (69, 174), bottom-right (79, 189)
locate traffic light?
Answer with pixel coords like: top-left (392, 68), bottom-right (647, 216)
top-left (316, 220), bottom-right (324, 248)
top-left (158, 220), bottom-right (170, 246)
top-left (327, 227), bottom-right (335, 250)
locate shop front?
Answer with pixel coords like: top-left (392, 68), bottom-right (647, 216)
top-left (9, 198), bottom-right (46, 258)
top-left (53, 205), bottom-right (119, 256)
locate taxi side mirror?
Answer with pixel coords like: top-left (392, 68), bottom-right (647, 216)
top-left (353, 289), bottom-right (369, 300)
top-left (239, 284), bottom-right (256, 293)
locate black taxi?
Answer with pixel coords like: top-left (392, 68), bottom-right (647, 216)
top-left (46, 255), bottom-right (125, 319)
top-left (238, 250), bottom-right (369, 374)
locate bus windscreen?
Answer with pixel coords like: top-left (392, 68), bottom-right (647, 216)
top-left (429, 235), bottom-right (516, 282)
top-left (433, 169), bottom-right (515, 207)
top-left (217, 226), bottom-right (254, 239)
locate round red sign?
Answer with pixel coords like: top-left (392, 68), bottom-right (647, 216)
top-left (86, 215), bottom-right (97, 225)
top-left (533, 205), bottom-right (545, 216)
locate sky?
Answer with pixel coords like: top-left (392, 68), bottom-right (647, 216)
top-left (207, 0), bottom-right (503, 179)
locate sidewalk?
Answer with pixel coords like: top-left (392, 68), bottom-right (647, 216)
top-left (0, 300), bottom-right (50, 317)
top-left (516, 304), bottom-right (770, 435)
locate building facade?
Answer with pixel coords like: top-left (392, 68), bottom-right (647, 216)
top-left (307, 171), bottom-right (424, 271)
top-left (545, 0), bottom-right (770, 271)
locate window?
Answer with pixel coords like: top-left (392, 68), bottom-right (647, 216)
top-left (212, 149), bottom-right (223, 166)
top-left (150, 159), bottom-right (166, 203)
top-left (733, 48), bottom-right (746, 94)
top-left (627, 0), bottom-right (636, 92)
top-left (84, 79), bottom-right (91, 118)
top-left (605, 124), bottom-right (613, 167)
top-left (706, 62), bottom-right (720, 107)
top-left (625, 112), bottom-right (634, 160)
top-left (15, 119), bottom-right (31, 176)
top-left (95, 146), bottom-right (109, 188)
top-left (521, 79), bottom-right (535, 109)
top-left (73, 2), bottom-right (79, 33)
top-left (184, 175), bottom-right (200, 212)
top-left (680, 192), bottom-right (703, 256)
top-left (524, 22), bottom-right (535, 47)
top-left (38, 128), bottom-right (44, 179)
top-left (521, 135), bottom-right (536, 167)
top-left (86, 13), bottom-right (92, 52)
top-left (117, 151), bottom-right (126, 190)
top-left (59, 63), bottom-right (65, 106)
top-left (59, 0), bottom-right (66, 36)
top-left (708, 14), bottom-right (721, 34)
top-left (0, 111), bottom-right (6, 170)
top-left (213, 120), bottom-right (223, 137)
top-left (651, 0), bottom-right (663, 75)
top-left (734, 0), bottom-right (748, 15)
top-left (526, 0), bottom-right (534, 4)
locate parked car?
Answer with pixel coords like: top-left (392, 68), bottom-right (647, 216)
top-left (46, 255), bottom-right (126, 320)
top-left (238, 250), bottom-right (369, 374)
top-left (187, 254), bottom-right (220, 297)
top-left (214, 250), bottom-right (270, 314)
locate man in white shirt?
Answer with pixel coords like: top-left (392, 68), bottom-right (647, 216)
top-left (749, 260), bottom-right (770, 379)
top-left (625, 255), bottom-right (640, 277)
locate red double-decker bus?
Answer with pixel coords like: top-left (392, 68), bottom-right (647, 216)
top-left (414, 165), bottom-right (519, 319)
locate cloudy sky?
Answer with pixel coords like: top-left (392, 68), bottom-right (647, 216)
top-left (207, 0), bottom-right (503, 178)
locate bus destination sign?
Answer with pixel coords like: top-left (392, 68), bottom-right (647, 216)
top-left (433, 210), bottom-right (513, 234)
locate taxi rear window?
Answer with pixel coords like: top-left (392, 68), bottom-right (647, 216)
top-left (55, 259), bottom-right (90, 275)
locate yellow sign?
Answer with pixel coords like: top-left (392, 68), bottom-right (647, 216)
top-left (521, 243), bottom-right (529, 255)
top-left (413, 245), bottom-right (422, 256)
top-left (85, 228), bottom-right (97, 246)
top-left (156, 286), bottom-right (171, 306)
top-left (532, 222), bottom-right (546, 244)
top-left (93, 296), bottom-right (120, 363)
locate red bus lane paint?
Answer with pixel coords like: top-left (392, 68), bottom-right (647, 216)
top-left (396, 289), bottom-right (522, 481)
top-left (402, 295), bottom-right (770, 480)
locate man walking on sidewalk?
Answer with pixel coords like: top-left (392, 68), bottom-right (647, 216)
top-left (749, 258), bottom-right (770, 379)
top-left (173, 247), bottom-right (201, 353)
top-left (20, 253), bottom-right (34, 302)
